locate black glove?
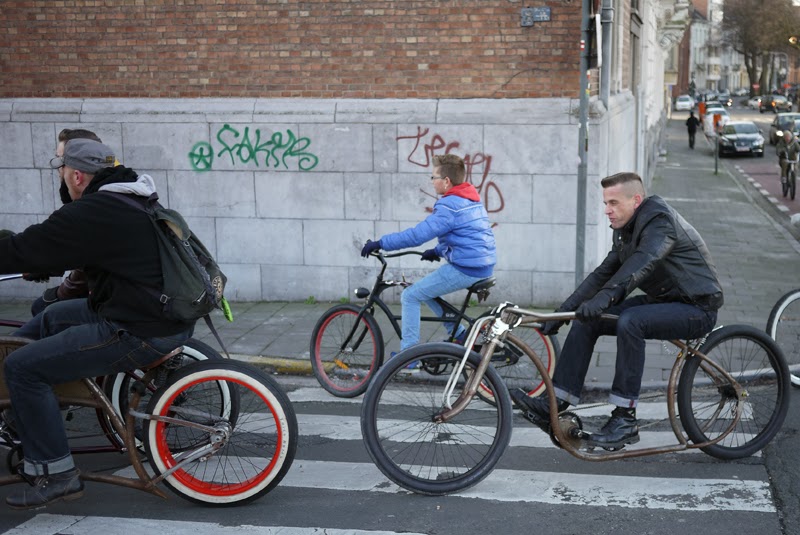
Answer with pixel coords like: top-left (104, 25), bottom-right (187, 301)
top-left (576, 290), bottom-right (615, 322)
top-left (361, 239), bottom-right (382, 258)
top-left (539, 316), bottom-right (565, 336)
top-left (22, 273), bottom-right (51, 283)
top-left (420, 249), bottom-right (440, 262)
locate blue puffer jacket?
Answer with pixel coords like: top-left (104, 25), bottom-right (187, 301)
top-left (379, 183), bottom-right (496, 278)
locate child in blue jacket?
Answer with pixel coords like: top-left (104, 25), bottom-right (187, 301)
top-left (361, 154), bottom-right (497, 351)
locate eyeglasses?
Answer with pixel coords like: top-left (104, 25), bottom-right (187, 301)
top-left (431, 175), bottom-right (444, 181)
top-left (49, 156), bottom-right (65, 170)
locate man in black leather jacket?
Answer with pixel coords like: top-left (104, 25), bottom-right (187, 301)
top-left (513, 172), bottom-right (723, 449)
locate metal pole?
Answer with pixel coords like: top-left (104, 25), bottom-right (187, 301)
top-left (714, 134), bottom-right (719, 175)
top-left (576, 0), bottom-right (591, 286)
top-left (600, 0), bottom-right (614, 108)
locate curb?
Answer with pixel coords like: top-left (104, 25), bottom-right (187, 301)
top-left (229, 353), bottom-right (314, 375)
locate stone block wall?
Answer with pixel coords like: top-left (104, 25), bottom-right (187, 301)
top-left (0, 97), bottom-right (634, 306)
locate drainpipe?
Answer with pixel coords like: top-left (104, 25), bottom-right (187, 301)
top-left (576, 0), bottom-right (591, 285)
top-left (600, 0), bottom-right (614, 107)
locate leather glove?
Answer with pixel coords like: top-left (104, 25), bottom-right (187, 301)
top-left (420, 249), bottom-right (440, 262)
top-left (576, 289), bottom-right (616, 322)
top-left (361, 239), bottom-right (382, 258)
top-left (57, 270), bottom-right (89, 300)
top-left (539, 315), bottom-right (566, 336)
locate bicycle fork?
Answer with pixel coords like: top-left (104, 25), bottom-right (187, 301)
top-left (433, 314), bottom-right (506, 423)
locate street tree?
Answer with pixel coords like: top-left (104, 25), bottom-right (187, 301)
top-left (722, 0), bottom-right (800, 95)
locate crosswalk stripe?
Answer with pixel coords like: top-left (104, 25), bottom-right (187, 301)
top-left (294, 413), bottom-right (755, 453)
top-left (2, 514), bottom-right (425, 535)
top-left (281, 460), bottom-right (774, 512)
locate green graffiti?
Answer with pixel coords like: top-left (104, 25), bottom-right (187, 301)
top-left (188, 142), bottom-right (214, 172)
top-left (188, 124), bottom-right (319, 172)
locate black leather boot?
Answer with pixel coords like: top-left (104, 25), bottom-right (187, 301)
top-left (510, 388), bottom-right (568, 424)
top-left (588, 407), bottom-right (639, 449)
top-left (6, 468), bottom-right (84, 510)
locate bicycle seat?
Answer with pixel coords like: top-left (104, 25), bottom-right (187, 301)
top-left (469, 277), bottom-right (496, 303)
top-left (140, 346), bottom-right (184, 371)
top-left (468, 277), bottom-right (496, 293)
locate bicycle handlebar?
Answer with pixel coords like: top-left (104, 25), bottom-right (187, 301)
top-left (370, 250), bottom-right (423, 259)
top-left (0, 274), bottom-right (23, 282)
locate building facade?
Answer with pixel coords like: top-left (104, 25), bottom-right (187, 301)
top-left (0, 1), bottom-right (687, 305)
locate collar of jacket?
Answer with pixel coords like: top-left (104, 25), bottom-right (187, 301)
top-left (83, 165), bottom-right (139, 196)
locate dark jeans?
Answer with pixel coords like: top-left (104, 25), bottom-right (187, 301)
top-left (4, 299), bottom-right (192, 476)
top-left (551, 295), bottom-right (717, 408)
top-left (688, 130), bottom-right (696, 149)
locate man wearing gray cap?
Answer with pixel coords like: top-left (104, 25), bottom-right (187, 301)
top-left (0, 139), bottom-right (194, 509)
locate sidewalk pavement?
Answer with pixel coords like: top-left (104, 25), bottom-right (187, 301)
top-left (2, 117), bottom-right (798, 391)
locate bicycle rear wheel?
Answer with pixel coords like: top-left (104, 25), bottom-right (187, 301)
top-left (104, 338), bottom-right (226, 448)
top-left (783, 174), bottom-right (790, 197)
top-left (310, 304), bottom-right (384, 397)
top-left (361, 343), bottom-right (512, 495)
top-left (144, 360), bottom-right (297, 506)
top-left (677, 325), bottom-right (789, 460)
top-left (766, 288), bottom-right (800, 387)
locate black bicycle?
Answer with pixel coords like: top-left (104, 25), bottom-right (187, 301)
top-left (309, 251), bottom-right (559, 397)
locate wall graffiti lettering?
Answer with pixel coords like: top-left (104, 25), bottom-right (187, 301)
top-left (188, 124), bottom-right (319, 172)
top-left (397, 126), bottom-right (505, 216)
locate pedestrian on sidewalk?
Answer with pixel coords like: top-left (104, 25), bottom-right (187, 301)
top-left (686, 111), bottom-right (700, 149)
top-left (512, 172), bottom-right (723, 451)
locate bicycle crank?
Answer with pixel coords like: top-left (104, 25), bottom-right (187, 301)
top-left (549, 412), bottom-right (588, 450)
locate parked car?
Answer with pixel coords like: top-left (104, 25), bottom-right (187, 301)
top-left (674, 94), bottom-right (694, 112)
top-left (748, 96), bottom-right (762, 110)
top-left (760, 95), bottom-right (792, 113)
top-left (768, 113), bottom-right (800, 144)
top-left (733, 88), bottom-right (749, 96)
top-left (717, 121), bottom-right (765, 157)
top-left (717, 92), bottom-right (733, 107)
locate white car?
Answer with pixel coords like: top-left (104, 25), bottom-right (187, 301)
top-left (674, 95), bottom-right (694, 112)
top-left (748, 97), bottom-right (762, 110)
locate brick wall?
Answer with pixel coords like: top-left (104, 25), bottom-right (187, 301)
top-left (0, 0), bottom-right (581, 99)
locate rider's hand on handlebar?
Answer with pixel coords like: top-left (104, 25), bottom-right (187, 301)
top-left (540, 317), bottom-right (566, 336)
top-left (22, 272), bottom-right (50, 283)
top-left (361, 239), bottom-right (382, 258)
top-left (420, 249), bottom-right (440, 262)
top-left (575, 290), bottom-right (615, 322)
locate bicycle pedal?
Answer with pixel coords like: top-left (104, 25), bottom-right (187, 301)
top-left (521, 410), bottom-right (551, 433)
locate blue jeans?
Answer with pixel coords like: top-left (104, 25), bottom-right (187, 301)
top-left (552, 295), bottom-right (717, 408)
top-left (399, 263), bottom-right (484, 350)
top-left (4, 299), bottom-right (192, 476)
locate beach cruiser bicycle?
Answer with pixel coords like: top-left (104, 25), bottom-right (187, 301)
top-left (360, 302), bottom-right (790, 495)
top-left (0, 278), bottom-right (298, 506)
top-left (310, 251), bottom-right (559, 398)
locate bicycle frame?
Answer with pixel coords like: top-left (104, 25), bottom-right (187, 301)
top-left (342, 251), bottom-right (489, 351)
top-left (433, 303), bottom-right (746, 462)
top-left (0, 337), bottom-right (171, 497)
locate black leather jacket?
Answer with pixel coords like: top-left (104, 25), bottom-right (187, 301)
top-left (562, 195), bottom-right (723, 312)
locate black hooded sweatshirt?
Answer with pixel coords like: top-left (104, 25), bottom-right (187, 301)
top-left (0, 166), bottom-right (193, 337)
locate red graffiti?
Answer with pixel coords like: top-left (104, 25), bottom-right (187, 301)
top-left (398, 126), bottom-right (505, 216)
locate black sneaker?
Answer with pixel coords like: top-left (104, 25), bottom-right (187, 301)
top-left (6, 468), bottom-right (84, 510)
top-left (588, 407), bottom-right (639, 449)
top-left (510, 388), bottom-right (568, 423)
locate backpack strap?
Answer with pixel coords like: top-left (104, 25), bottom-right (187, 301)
top-left (204, 314), bottom-right (231, 359)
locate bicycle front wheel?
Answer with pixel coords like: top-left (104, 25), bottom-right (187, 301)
top-left (677, 325), bottom-right (789, 460)
top-left (310, 304), bottom-right (384, 397)
top-left (361, 343), bottom-right (512, 495)
top-left (145, 360), bottom-right (297, 506)
top-left (791, 170), bottom-right (797, 200)
top-left (767, 288), bottom-right (800, 387)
